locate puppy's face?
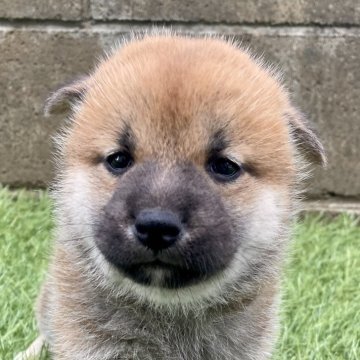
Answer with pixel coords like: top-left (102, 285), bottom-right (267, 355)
top-left (48, 35), bottom-right (325, 305)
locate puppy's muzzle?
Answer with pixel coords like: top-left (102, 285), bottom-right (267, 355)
top-left (134, 209), bottom-right (182, 252)
top-left (95, 162), bottom-right (236, 288)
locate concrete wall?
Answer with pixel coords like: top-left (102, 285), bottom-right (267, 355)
top-left (0, 0), bottom-right (359, 198)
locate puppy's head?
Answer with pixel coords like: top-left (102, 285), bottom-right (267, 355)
top-left (47, 34), bottom-right (325, 307)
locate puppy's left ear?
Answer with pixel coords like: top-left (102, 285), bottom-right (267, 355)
top-left (287, 108), bottom-right (327, 167)
top-left (44, 76), bottom-right (89, 116)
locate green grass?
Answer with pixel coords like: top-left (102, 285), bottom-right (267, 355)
top-left (0, 188), bottom-right (359, 360)
top-left (0, 188), bottom-right (52, 360)
top-left (275, 213), bottom-right (360, 360)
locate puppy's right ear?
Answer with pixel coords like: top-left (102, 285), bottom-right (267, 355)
top-left (286, 108), bottom-right (327, 167)
top-left (44, 77), bottom-right (89, 116)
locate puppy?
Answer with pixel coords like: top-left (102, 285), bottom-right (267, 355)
top-left (17, 32), bottom-right (325, 360)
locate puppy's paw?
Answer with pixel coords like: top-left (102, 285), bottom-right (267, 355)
top-left (14, 335), bottom-right (45, 360)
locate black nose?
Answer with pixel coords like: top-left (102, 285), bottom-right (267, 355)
top-left (134, 209), bottom-right (182, 251)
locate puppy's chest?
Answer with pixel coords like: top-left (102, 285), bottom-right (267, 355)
top-left (89, 306), bottom-right (243, 360)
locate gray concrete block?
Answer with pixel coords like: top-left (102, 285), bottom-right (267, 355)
top-left (90, 0), bottom-right (360, 25)
top-left (0, 0), bottom-right (84, 21)
top-left (303, 199), bottom-right (360, 215)
top-left (0, 30), bottom-right (102, 186)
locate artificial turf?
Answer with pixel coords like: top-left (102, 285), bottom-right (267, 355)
top-left (0, 188), bottom-right (359, 360)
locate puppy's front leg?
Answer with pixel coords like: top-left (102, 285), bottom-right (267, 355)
top-left (14, 335), bottom-right (46, 360)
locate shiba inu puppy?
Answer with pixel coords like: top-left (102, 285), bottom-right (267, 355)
top-left (17, 32), bottom-right (325, 360)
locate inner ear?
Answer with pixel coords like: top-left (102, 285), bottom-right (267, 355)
top-left (44, 76), bottom-right (89, 116)
top-left (286, 109), bottom-right (327, 167)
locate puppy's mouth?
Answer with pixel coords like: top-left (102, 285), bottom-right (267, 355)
top-left (120, 259), bottom-right (206, 289)
top-left (142, 259), bottom-right (175, 269)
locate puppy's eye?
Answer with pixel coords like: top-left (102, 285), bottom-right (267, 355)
top-left (105, 151), bottom-right (133, 174)
top-left (208, 157), bottom-right (242, 181)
